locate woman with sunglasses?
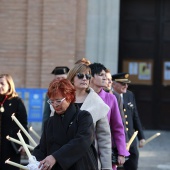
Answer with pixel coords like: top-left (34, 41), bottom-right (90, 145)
top-left (67, 63), bottom-right (112, 170)
top-left (33, 79), bottom-right (98, 170)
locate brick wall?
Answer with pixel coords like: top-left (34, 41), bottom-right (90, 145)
top-left (0, 0), bottom-right (27, 87)
top-left (0, 0), bottom-right (87, 88)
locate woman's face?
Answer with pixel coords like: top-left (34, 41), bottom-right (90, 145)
top-left (106, 72), bottom-right (112, 90)
top-left (0, 77), bottom-right (9, 95)
top-left (49, 92), bottom-right (70, 115)
top-left (91, 70), bottom-right (107, 88)
top-left (73, 71), bottom-right (91, 90)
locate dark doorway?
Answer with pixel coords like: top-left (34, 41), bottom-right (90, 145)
top-left (119, 0), bottom-right (170, 130)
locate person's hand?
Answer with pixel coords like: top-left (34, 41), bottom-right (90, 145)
top-left (117, 155), bottom-right (125, 165)
top-left (139, 139), bottom-right (145, 148)
top-left (18, 146), bottom-right (25, 155)
top-left (39, 155), bottom-right (56, 170)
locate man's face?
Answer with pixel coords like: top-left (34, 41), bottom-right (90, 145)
top-left (54, 74), bottom-right (67, 80)
top-left (91, 70), bottom-right (107, 88)
top-left (112, 81), bottom-right (128, 94)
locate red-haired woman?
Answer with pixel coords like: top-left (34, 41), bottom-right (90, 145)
top-left (33, 79), bottom-right (98, 170)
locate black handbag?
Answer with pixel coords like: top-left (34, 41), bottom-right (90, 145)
top-left (112, 147), bottom-right (129, 165)
top-left (112, 147), bottom-right (119, 164)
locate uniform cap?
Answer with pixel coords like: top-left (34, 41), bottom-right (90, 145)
top-left (112, 72), bottom-right (131, 83)
top-left (51, 66), bottom-right (70, 75)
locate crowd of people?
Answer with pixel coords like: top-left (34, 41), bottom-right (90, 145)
top-left (0, 58), bottom-right (145, 170)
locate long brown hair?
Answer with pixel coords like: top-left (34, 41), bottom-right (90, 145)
top-left (0, 74), bottom-right (18, 98)
top-left (67, 64), bottom-right (91, 82)
top-left (67, 64), bottom-right (91, 93)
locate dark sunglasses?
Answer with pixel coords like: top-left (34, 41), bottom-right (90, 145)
top-left (117, 82), bottom-right (129, 86)
top-left (76, 73), bottom-right (91, 80)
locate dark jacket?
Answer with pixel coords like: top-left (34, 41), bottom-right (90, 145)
top-left (33, 104), bottom-right (98, 170)
top-left (42, 94), bottom-right (51, 130)
top-left (0, 96), bottom-right (28, 170)
top-left (123, 90), bottom-right (145, 147)
top-left (112, 91), bottom-right (129, 142)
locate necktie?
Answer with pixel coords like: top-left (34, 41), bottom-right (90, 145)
top-left (120, 93), bottom-right (124, 104)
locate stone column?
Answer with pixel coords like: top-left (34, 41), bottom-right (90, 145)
top-left (86, 0), bottom-right (120, 74)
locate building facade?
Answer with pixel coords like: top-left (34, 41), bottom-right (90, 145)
top-left (0, 0), bottom-right (120, 88)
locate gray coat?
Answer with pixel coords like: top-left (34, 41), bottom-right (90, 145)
top-left (81, 88), bottom-right (112, 170)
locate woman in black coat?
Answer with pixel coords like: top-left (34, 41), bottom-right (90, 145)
top-left (33, 79), bottom-right (98, 170)
top-left (0, 74), bottom-right (28, 170)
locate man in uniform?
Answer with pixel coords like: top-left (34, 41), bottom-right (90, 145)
top-left (112, 72), bottom-right (145, 170)
top-left (42, 66), bottom-right (69, 130)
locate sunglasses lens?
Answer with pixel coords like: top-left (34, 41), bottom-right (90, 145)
top-left (77, 73), bottom-right (84, 79)
top-left (77, 73), bottom-right (91, 80)
top-left (85, 74), bottom-right (91, 80)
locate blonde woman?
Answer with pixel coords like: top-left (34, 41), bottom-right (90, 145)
top-left (67, 64), bottom-right (112, 170)
top-left (0, 74), bottom-right (28, 170)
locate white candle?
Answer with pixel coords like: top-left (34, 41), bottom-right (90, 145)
top-left (126, 131), bottom-right (138, 151)
top-left (29, 126), bottom-right (40, 140)
top-left (11, 113), bottom-right (37, 147)
top-left (6, 135), bottom-right (34, 150)
top-left (143, 133), bottom-right (161, 145)
top-left (17, 131), bottom-right (32, 159)
top-left (5, 158), bottom-right (28, 170)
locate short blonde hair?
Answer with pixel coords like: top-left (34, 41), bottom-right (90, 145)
top-left (105, 68), bottom-right (111, 73)
top-left (0, 74), bottom-right (18, 98)
top-left (74, 58), bottom-right (91, 66)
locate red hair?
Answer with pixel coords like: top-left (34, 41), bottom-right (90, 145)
top-left (47, 79), bottom-right (76, 103)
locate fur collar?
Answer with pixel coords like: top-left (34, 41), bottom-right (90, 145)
top-left (81, 88), bottom-right (110, 123)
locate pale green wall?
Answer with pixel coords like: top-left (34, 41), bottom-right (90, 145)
top-left (86, 0), bottom-right (120, 74)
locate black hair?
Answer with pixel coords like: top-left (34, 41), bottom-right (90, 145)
top-left (89, 63), bottom-right (106, 77)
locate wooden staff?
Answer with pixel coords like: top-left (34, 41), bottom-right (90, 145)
top-left (126, 131), bottom-right (138, 151)
top-left (143, 133), bottom-right (161, 145)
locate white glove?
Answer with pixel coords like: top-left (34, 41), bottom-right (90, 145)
top-left (27, 156), bottom-right (41, 170)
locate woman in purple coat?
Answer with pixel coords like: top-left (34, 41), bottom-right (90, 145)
top-left (89, 63), bottom-right (130, 170)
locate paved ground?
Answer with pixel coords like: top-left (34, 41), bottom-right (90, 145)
top-left (29, 123), bottom-right (170, 170)
top-left (138, 130), bottom-right (170, 170)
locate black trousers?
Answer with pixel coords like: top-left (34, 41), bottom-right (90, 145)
top-left (123, 146), bottom-right (139, 170)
